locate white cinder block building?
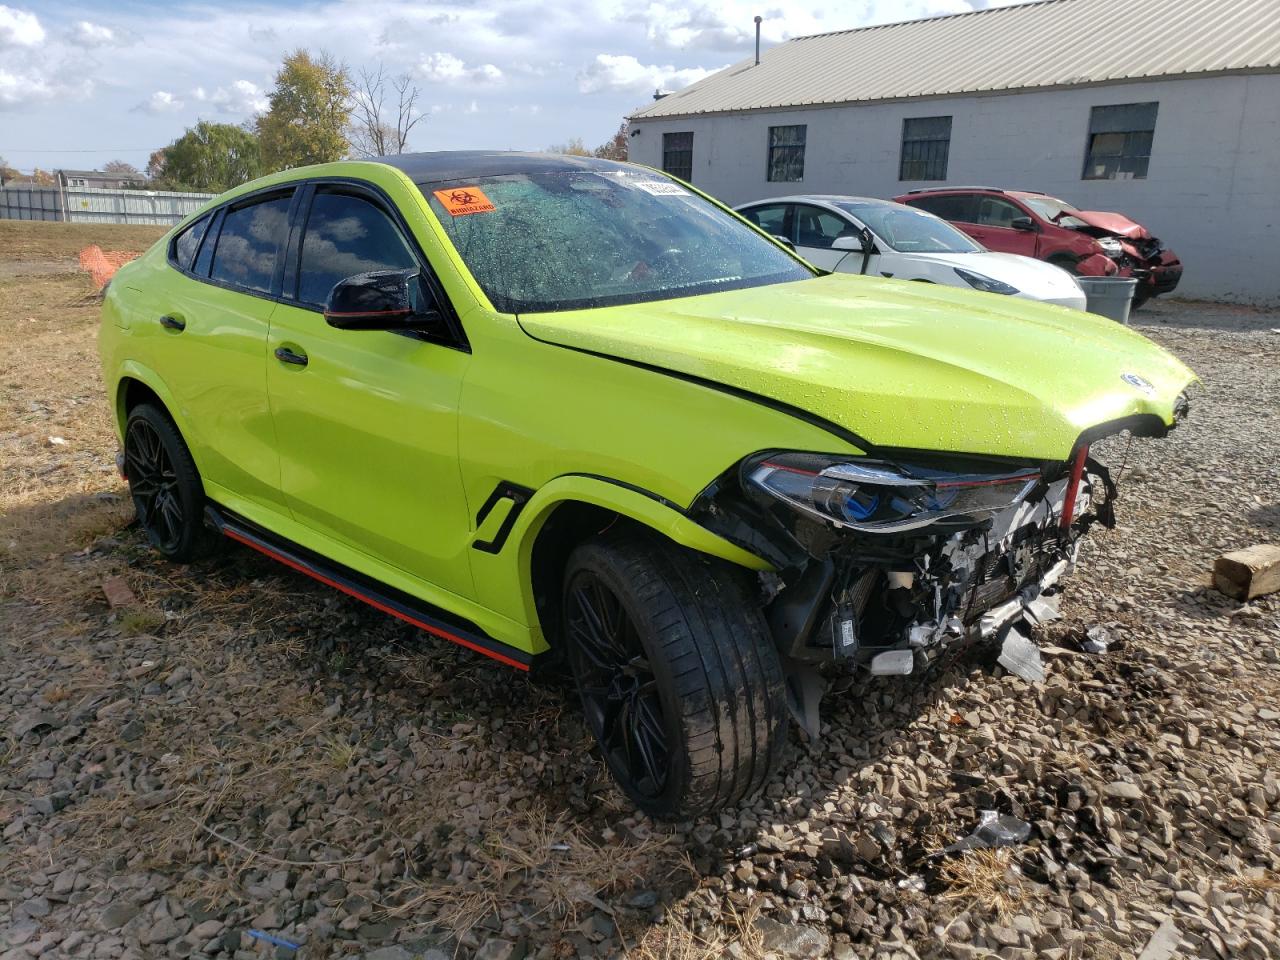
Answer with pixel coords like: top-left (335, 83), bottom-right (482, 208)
top-left (627, 0), bottom-right (1280, 304)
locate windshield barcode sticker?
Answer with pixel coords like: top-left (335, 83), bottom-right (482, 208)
top-left (632, 180), bottom-right (689, 196)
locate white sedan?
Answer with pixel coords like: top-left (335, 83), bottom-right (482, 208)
top-left (735, 194), bottom-right (1087, 311)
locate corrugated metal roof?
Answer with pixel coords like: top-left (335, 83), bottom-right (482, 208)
top-left (631, 0), bottom-right (1280, 120)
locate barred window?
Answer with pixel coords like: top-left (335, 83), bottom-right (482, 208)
top-left (662, 132), bottom-right (694, 182)
top-left (1083, 102), bottom-right (1157, 180)
top-left (899, 116), bottom-right (952, 181)
top-left (767, 125), bottom-right (807, 182)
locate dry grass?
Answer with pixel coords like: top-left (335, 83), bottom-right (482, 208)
top-left (626, 899), bottom-right (767, 960)
top-left (1225, 869), bottom-right (1280, 898)
top-left (119, 607), bottom-right (166, 635)
top-left (0, 257), bottom-right (134, 605)
top-left (938, 849), bottom-right (1027, 919)
top-left (388, 807), bottom-right (679, 939)
top-left (0, 219), bottom-right (166, 262)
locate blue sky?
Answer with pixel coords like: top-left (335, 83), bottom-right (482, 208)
top-left (1, 0), bottom-right (1022, 174)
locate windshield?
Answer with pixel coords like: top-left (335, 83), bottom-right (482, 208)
top-left (420, 169), bottom-right (813, 313)
top-left (1019, 195), bottom-right (1080, 221)
top-left (834, 202), bottom-right (982, 254)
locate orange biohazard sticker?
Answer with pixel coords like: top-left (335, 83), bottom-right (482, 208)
top-left (434, 186), bottom-right (496, 216)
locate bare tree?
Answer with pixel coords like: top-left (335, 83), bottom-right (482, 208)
top-left (103, 159), bottom-right (141, 177)
top-left (349, 65), bottom-right (425, 157)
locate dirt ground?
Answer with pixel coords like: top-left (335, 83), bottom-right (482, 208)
top-left (1, 221), bottom-right (1277, 960)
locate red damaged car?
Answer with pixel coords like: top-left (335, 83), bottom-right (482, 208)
top-left (895, 187), bottom-right (1181, 307)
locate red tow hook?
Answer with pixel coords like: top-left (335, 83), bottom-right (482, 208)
top-left (1059, 444), bottom-right (1089, 532)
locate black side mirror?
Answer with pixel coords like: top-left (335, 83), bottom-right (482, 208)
top-left (1010, 216), bottom-right (1037, 232)
top-left (324, 269), bottom-right (442, 333)
top-left (859, 226), bottom-right (875, 252)
top-left (772, 234), bottom-right (795, 251)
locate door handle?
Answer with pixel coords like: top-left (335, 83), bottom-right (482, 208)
top-left (159, 314), bottom-right (185, 331)
top-left (274, 346), bottom-right (308, 367)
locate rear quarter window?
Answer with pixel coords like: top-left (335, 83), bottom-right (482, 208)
top-left (171, 215), bottom-right (210, 271)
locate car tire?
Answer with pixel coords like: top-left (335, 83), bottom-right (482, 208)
top-left (562, 528), bottom-right (788, 819)
top-left (123, 403), bottom-right (219, 562)
top-left (1047, 255), bottom-right (1080, 275)
top-left (1131, 290), bottom-right (1150, 310)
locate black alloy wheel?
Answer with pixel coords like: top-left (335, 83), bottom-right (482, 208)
top-left (126, 416), bottom-right (183, 553)
top-left (562, 530), bottom-right (789, 819)
top-left (123, 403), bottom-right (218, 562)
top-left (565, 571), bottom-right (669, 801)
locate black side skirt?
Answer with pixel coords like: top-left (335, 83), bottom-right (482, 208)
top-left (205, 504), bottom-right (534, 671)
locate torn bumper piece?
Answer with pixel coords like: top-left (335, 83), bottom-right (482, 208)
top-left (783, 461), bottom-right (1111, 677)
top-left (896, 473), bottom-right (1090, 663)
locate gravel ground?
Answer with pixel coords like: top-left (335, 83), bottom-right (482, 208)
top-left (2, 293), bottom-right (1278, 960)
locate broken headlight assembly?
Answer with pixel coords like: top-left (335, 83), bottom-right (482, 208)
top-left (746, 453), bottom-right (1041, 534)
top-left (953, 267), bottom-right (1019, 296)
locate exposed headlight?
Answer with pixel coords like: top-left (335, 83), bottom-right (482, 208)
top-left (954, 267), bottom-right (1019, 296)
top-left (1096, 237), bottom-right (1124, 256)
top-left (746, 453), bottom-right (1041, 533)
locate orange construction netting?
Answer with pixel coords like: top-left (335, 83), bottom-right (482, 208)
top-left (78, 245), bottom-right (142, 291)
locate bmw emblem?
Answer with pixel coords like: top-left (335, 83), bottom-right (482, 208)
top-left (1121, 372), bottom-right (1155, 395)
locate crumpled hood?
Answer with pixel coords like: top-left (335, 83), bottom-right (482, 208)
top-left (1073, 209), bottom-right (1150, 239)
top-left (518, 274), bottom-right (1195, 462)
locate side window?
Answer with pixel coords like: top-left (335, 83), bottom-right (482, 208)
top-left (171, 215), bottom-right (210, 271)
top-left (907, 193), bottom-right (976, 223)
top-left (740, 203), bottom-right (790, 239)
top-left (899, 116), bottom-right (952, 181)
top-left (210, 193), bottom-right (293, 294)
top-left (662, 132), bottom-right (694, 182)
top-left (297, 192), bottom-right (419, 308)
top-left (1083, 102), bottom-right (1157, 180)
top-left (975, 196), bottom-right (1024, 228)
top-left (794, 205), bottom-right (852, 249)
top-left (766, 125), bottom-right (806, 183)
top-left (193, 212), bottom-right (220, 277)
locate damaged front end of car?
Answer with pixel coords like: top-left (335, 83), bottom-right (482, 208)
top-left (688, 434), bottom-right (1152, 737)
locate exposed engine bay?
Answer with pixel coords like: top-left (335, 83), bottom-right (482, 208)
top-left (690, 442), bottom-right (1127, 736)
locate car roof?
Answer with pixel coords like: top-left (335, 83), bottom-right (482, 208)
top-left (374, 150), bottom-right (632, 184)
top-left (736, 195), bottom-right (898, 209)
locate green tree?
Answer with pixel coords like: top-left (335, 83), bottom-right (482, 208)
top-left (257, 50), bottom-right (351, 173)
top-left (156, 122), bottom-right (261, 192)
top-left (593, 122), bottom-right (629, 161)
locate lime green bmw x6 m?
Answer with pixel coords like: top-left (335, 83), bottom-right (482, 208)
top-left (99, 152), bottom-right (1194, 818)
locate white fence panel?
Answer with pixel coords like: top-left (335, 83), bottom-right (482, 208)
top-left (63, 187), bottom-right (214, 225)
top-left (0, 186), bottom-right (62, 221)
top-left (0, 185), bottom-right (215, 225)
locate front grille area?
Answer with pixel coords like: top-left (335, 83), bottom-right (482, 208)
top-left (961, 527), bottom-right (1062, 623)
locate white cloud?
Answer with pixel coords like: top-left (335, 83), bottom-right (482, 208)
top-left (577, 53), bottom-right (717, 95)
top-left (0, 5), bottom-right (44, 47)
top-left (69, 20), bottom-right (116, 47)
top-left (416, 52), bottom-right (504, 86)
top-left (0, 0), bottom-right (1040, 166)
top-left (135, 90), bottom-right (184, 113)
top-left (0, 67), bottom-right (48, 107)
top-left (193, 79), bottom-right (268, 116)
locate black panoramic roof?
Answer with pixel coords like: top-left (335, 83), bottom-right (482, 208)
top-left (373, 150), bottom-right (633, 184)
